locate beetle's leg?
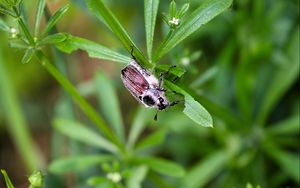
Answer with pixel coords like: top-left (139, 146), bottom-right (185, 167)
top-left (169, 100), bottom-right (181, 107)
top-left (154, 110), bottom-right (159, 121)
top-left (158, 65), bottom-right (177, 88)
top-left (130, 46), bottom-right (136, 60)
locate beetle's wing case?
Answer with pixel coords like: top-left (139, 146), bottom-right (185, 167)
top-left (130, 59), bottom-right (159, 88)
top-left (121, 63), bottom-right (149, 103)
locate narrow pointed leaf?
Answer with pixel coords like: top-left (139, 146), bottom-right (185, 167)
top-left (43, 4), bottom-right (69, 35)
top-left (144, 0), bottom-right (159, 60)
top-left (154, 0), bottom-right (233, 61)
top-left (126, 166), bottom-right (148, 188)
top-left (48, 155), bottom-right (113, 174)
top-left (165, 80), bottom-right (213, 127)
top-left (169, 0), bottom-right (176, 19)
top-left (177, 3), bottom-right (189, 18)
top-left (266, 115), bottom-right (299, 135)
top-left (1, 169), bottom-right (14, 188)
top-left (127, 107), bottom-right (152, 149)
top-left (85, 0), bottom-right (151, 68)
top-left (95, 71), bottom-right (125, 143)
top-left (54, 118), bottom-right (118, 153)
top-left (38, 32), bottom-right (68, 46)
top-left (135, 129), bottom-right (166, 151)
top-left (155, 64), bottom-right (186, 77)
top-left (21, 48), bottom-right (34, 64)
top-left (56, 34), bottom-right (131, 63)
top-left (135, 156), bottom-right (185, 177)
top-left (34, 0), bottom-right (46, 35)
top-left (264, 143), bottom-right (299, 183)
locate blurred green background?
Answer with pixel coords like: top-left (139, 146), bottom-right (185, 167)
top-left (0, 0), bottom-right (299, 187)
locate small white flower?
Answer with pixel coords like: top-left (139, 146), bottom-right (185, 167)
top-left (168, 17), bottom-right (180, 26)
top-left (106, 172), bottom-right (122, 183)
top-left (181, 57), bottom-right (190, 66)
top-left (10, 27), bottom-right (18, 38)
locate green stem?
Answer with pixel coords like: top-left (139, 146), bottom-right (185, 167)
top-left (35, 50), bottom-right (122, 149)
top-left (12, 6), bottom-right (35, 45)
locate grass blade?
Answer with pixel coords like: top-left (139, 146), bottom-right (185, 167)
top-left (144, 0), bottom-right (159, 60)
top-left (56, 34), bottom-right (131, 64)
top-left (42, 4), bottom-right (69, 35)
top-left (34, 0), bottom-right (46, 35)
top-left (54, 118), bottom-right (119, 154)
top-left (153, 0), bottom-right (233, 61)
top-left (21, 48), bottom-right (34, 64)
top-left (85, 0), bottom-right (151, 68)
top-left (0, 18), bottom-right (10, 32)
top-left (180, 150), bottom-right (227, 188)
top-left (48, 155), bottom-right (113, 174)
top-left (165, 80), bottom-right (213, 127)
top-left (1, 169), bottom-right (14, 188)
top-left (95, 71), bottom-right (125, 143)
top-left (37, 32), bottom-right (68, 46)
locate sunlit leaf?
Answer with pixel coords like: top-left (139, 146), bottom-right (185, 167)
top-left (144, 0), bottom-right (159, 60)
top-left (56, 34), bottom-right (131, 63)
top-left (165, 80), bottom-right (213, 127)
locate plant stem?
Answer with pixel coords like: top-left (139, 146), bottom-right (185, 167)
top-left (35, 50), bottom-right (122, 149)
top-left (12, 5), bottom-right (35, 45)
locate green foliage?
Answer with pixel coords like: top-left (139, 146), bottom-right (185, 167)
top-left (0, 0), bottom-right (298, 188)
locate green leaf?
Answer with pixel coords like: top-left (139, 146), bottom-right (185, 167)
top-left (257, 28), bottom-right (300, 125)
top-left (56, 34), bottom-right (131, 64)
top-left (53, 118), bottom-right (118, 153)
top-left (165, 80), bottom-right (213, 127)
top-left (144, 0), bottom-right (159, 60)
top-left (177, 3), bottom-right (189, 19)
top-left (180, 150), bottom-right (228, 188)
top-left (135, 156), bottom-right (185, 177)
top-left (126, 166), bottom-right (148, 188)
top-left (21, 48), bottom-right (34, 64)
top-left (87, 176), bottom-right (111, 186)
top-left (264, 143), bottom-right (299, 183)
top-left (34, 0), bottom-right (45, 35)
top-left (155, 64), bottom-right (186, 77)
top-left (37, 33), bottom-right (68, 46)
top-left (84, 0), bottom-right (151, 68)
top-left (135, 129), bottom-right (166, 151)
top-left (169, 0), bottom-right (176, 19)
top-left (1, 169), bottom-right (14, 188)
top-left (48, 155), bottom-right (113, 174)
top-left (0, 18), bottom-right (10, 32)
top-left (266, 115), bottom-right (299, 135)
top-left (42, 4), bottom-right (69, 35)
top-left (95, 71), bottom-right (125, 143)
top-left (154, 0), bottom-right (233, 61)
top-left (127, 107), bottom-right (152, 150)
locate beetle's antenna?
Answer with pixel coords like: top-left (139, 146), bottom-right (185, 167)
top-left (130, 46), bottom-right (136, 60)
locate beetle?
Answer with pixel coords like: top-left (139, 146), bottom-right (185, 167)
top-left (121, 54), bottom-right (178, 119)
